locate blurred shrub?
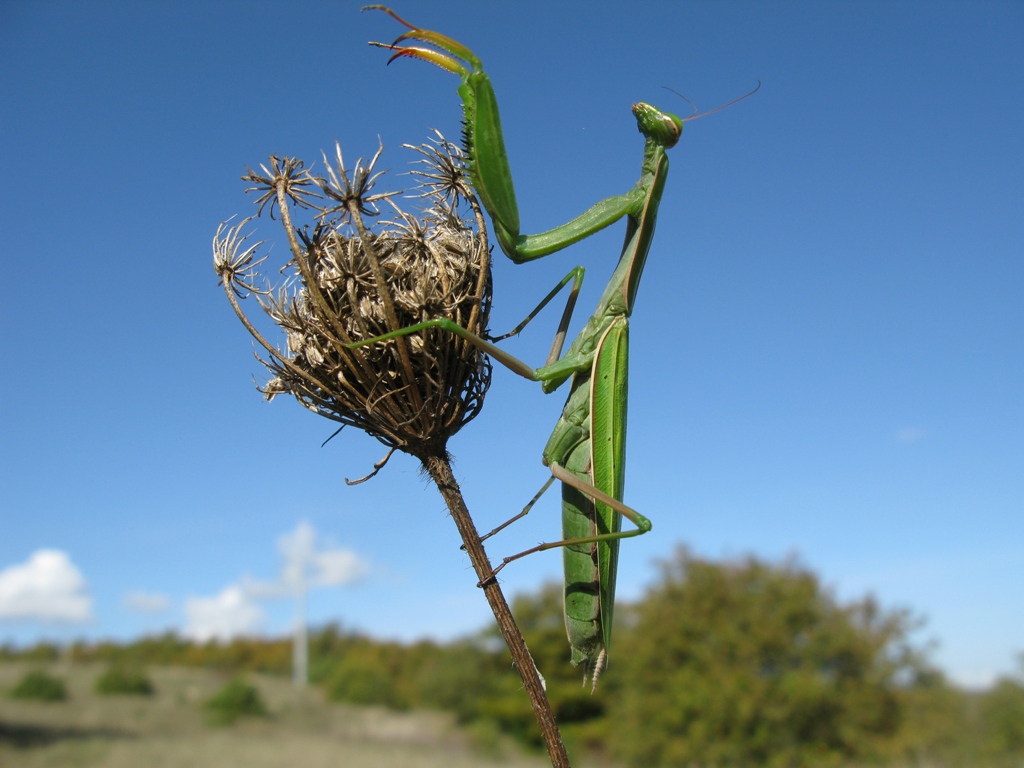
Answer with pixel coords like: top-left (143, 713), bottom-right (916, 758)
top-left (203, 677), bottom-right (267, 725)
top-left (410, 638), bottom-right (506, 720)
top-left (10, 669), bottom-right (67, 701)
top-left (0, 642), bottom-right (60, 662)
top-left (978, 658), bottom-right (1024, 764)
top-left (64, 631), bottom-right (292, 674)
top-left (325, 652), bottom-right (394, 707)
top-left (94, 666), bottom-right (155, 696)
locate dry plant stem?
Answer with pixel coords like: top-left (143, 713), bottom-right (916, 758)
top-left (421, 452), bottom-right (571, 768)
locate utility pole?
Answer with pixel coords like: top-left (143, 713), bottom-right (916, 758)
top-left (292, 547), bottom-right (308, 688)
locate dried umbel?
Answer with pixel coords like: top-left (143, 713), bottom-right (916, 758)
top-left (214, 135), bottom-right (492, 473)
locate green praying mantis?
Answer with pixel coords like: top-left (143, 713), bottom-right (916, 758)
top-left (360, 6), bottom-right (756, 686)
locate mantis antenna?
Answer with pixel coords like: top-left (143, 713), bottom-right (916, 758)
top-left (663, 80), bottom-right (762, 123)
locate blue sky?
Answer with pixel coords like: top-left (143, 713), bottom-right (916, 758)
top-left (2, 1), bottom-right (1021, 688)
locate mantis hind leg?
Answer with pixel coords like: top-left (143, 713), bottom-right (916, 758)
top-left (468, 475), bottom-right (555, 550)
top-left (485, 464), bottom-right (651, 580)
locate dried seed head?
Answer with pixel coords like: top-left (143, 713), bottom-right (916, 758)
top-left (215, 135), bottom-right (492, 462)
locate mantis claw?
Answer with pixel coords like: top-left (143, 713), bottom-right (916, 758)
top-left (364, 5), bottom-right (481, 71)
top-left (368, 5), bottom-right (526, 254)
top-left (382, 44), bottom-right (470, 77)
top-left (361, 4), bottom-right (416, 31)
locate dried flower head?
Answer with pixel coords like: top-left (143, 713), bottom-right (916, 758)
top-left (215, 134), bottom-right (492, 473)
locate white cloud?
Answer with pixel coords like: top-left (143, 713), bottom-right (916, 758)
top-left (237, 574), bottom-right (286, 600)
top-left (183, 586), bottom-right (264, 642)
top-left (278, 521), bottom-right (369, 590)
top-left (122, 590), bottom-right (171, 614)
top-left (0, 549), bottom-right (92, 623)
top-left (180, 522), bottom-right (367, 641)
top-left (313, 548), bottom-right (369, 587)
top-left (236, 522), bottom-right (368, 600)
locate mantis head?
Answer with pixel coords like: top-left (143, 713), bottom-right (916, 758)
top-left (632, 103), bottom-right (683, 149)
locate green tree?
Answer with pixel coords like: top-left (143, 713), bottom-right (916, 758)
top-left (609, 547), bottom-right (924, 768)
top-left (978, 654), bottom-right (1024, 763)
top-left (892, 668), bottom-right (976, 765)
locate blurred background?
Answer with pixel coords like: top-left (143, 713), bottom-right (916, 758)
top-left (2, 1), bottom-right (1022, 765)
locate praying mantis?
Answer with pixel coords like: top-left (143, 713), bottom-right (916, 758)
top-left (361, 6), bottom-right (755, 686)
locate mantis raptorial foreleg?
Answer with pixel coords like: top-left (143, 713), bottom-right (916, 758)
top-left (365, 5), bottom-right (648, 264)
top-left (348, 263), bottom-right (585, 383)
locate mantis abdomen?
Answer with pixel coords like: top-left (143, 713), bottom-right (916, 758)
top-left (549, 318), bottom-right (630, 684)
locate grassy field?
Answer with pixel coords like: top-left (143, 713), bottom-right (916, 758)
top-left (0, 662), bottom-right (559, 768)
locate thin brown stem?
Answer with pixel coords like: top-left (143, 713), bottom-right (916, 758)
top-left (420, 452), bottom-right (571, 768)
